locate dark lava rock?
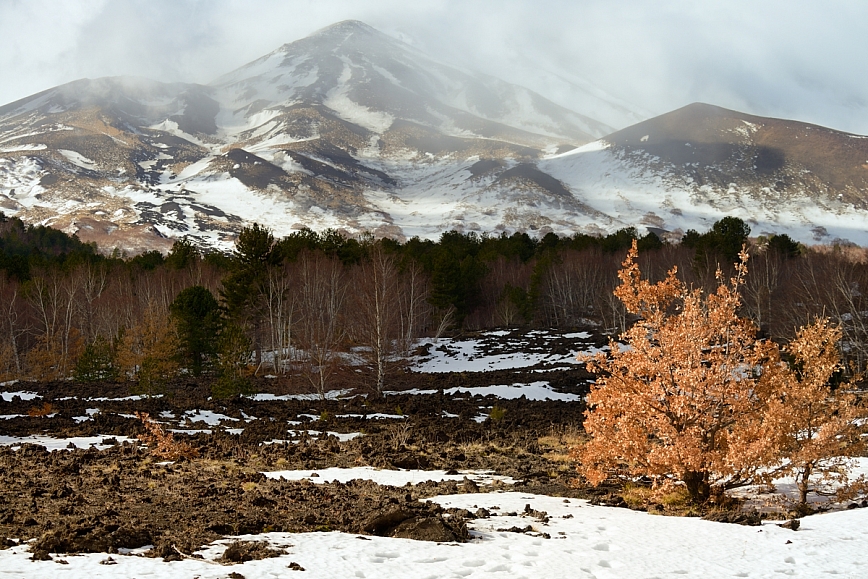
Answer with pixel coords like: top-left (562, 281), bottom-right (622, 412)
top-left (32, 525), bottom-right (153, 554)
top-left (29, 549), bottom-right (52, 561)
top-left (497, 525), bottom-right (534, 533)
top-left (391, 454), bottom-right (429, 469)
top-left (361, 508), bottom-right (415, 534)
top-left (390, 517), bottom-right (457, 542)
top-left (149, 542), bottom-right (182, 562)
top-left (219, 540), bottom-right (287, 563)
top-left (701, 509), bottom-right (762, 526)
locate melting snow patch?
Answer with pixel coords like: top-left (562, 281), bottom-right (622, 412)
top-left (445, 382), bottom-right (580, 402)
top-left (0, 391), bottom-right (40, 402)
top-left (0, 435), bottom-right (133, 451)
top-left (410, 330), bottom-right (600, 373)
top-left (183, 409), bottom-right (240, 425)
top-left (335, 413), bottom-right (406, 420)
top-left (262, 430), bottom-right (362, 444)
top-left (249, 389), bottom-right (352, 401)
top-left (58, 149), bottom-right (97, 170)
top-left (88, 395), bottom-right (157, 402)
top-left (73, 408), bottom-right (100, 423)
top-left (262, 467), bottom-right (516, 486)
top-left (382, 388), bottom-right (438, 396)
top-left (169, 429), bottom-right (212, 435)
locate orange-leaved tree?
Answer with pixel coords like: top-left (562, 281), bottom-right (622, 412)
top-left (576, 241), bottom-right (865, 504)
top-left (763, 319), bottom-right (866, 509)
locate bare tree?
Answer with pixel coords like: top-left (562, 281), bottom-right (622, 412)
top-left (742, 250), bottom-right (782, 336)
top-left (295, 252), bottom-right (348, 398)
top-left (263, 262), bottom-right (297, 375)
top-left (26, 269), bottom-right (82, 378)
top-left (351, 247), bottom-right (401, 393)
top-left (0, 276), bottom-right (25, 378)
top-left (396, 259), bottom-right (430, 354)
top-left (73, 261), bottom-right (108, 343)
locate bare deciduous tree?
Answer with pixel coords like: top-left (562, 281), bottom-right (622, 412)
top-left (295, 252), bottom-right (347, 398)
top-left (352, 247), bottom-right (401, 393)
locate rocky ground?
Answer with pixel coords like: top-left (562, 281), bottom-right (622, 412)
top-left (0, 329), bottom-right (616, 560)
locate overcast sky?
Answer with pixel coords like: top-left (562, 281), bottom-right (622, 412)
top-left (2, 0), bottom-right (867, 133)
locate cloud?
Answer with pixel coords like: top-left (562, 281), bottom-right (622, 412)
top-left (1, 0), bottom-right (866, 133)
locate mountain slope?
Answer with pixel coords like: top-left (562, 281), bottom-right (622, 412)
top-left (0, 20), bottom-right (621, 252)
top-left (539, 103), bottom-right (868, 244)
top-left (211, 20), bottom-right (610, 147)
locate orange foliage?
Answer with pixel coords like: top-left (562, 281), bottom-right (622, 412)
top-left (577, 242), bottom-right (867, 505)
top-left (27, 402), bottom-right (54, 417)
top-left (135, 412), bottom-right (198, 460)
top-left (763, 319), bottom-right (866, 507)
top-left (117, 305), bottom-right (180, 394)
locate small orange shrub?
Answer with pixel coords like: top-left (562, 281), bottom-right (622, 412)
top-left (27, 402), bottom-right (54, 417)
top-left (135, 412), bottom-right (198, 460)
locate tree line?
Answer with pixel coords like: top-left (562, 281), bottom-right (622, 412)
top-left (0, 211), bottom-right (866, 395)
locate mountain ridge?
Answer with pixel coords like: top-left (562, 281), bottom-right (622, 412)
top-left (1, 22), bottom-right (867, 252)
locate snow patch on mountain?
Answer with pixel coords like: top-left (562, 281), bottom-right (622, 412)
top-left (540, 140), bottom-right (868, 245)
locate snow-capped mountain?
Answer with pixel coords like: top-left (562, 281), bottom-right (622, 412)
top-left (0, 21), bottom-right (867, 252)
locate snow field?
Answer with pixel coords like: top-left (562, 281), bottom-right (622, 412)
top-left (1, 491), bottom-right (866, 578)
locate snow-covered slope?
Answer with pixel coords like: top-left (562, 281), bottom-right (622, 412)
top-left (539, 103), bottom-right (868, 245)
top-left (211, 20), bottom-right (610, 146)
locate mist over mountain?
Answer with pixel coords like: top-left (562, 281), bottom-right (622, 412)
top-left (0, 20), bottom-right (866, 252)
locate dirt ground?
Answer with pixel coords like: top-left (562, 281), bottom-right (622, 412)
top-left (0, 330), bottom-right (611, 558)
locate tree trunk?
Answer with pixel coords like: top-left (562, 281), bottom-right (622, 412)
top-left (683, 470), bottom-right (711, 503)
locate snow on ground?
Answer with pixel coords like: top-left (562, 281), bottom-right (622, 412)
top-left (0, 391), bottom-right (40, 402)
top-left (540, 140), bottom-right (868, 246)
top-left (733, 457), bottom-right (868, 511)
top-left (86, 394), bottom-right (155, 402)
top-left (335, 413), bottom-right (405, 420)
top-left (444, 382), bottom-right (581, 402)
top-left (182, 409), bottom-right (240, 425)
top-left (262, 467), bottom-right (517, 486)
top-left (2, 490), bottom-right (866, 578)
top-left (72, 408), bottom-right (100, 423)
top-left (411, 330), bottom-right (601, 373)
top-left (249, 389), bottom-right (353, 401)
top-left (383, 380), bottom-right (583, 401)
top-left (262, 430), bottom-right (362, 444)
top-left (58, 149), bottom-right (98, 171)
top-left (0, 144), bottom-right (46, 152)
top-left (0, 435), bottom-right (132, 451)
